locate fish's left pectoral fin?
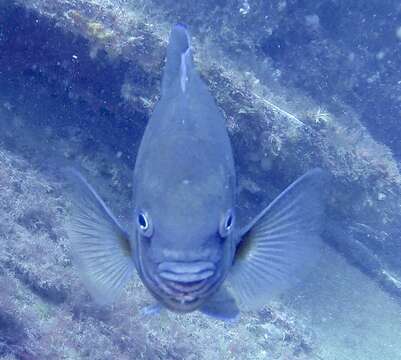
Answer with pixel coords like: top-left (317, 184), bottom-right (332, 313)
top-left (228, 168), bottom-right (328, 309)
top-left (65, 169), bottom-right (135, 305)
top-left (199, 286), bottom-right (240, 321)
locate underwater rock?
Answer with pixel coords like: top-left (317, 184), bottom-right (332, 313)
top-left (0, 0), bottom-right (401, 358)
top-left (0, 310), bottom-right (26, 357)
top-left (6, 0), bottom-right (400, 299)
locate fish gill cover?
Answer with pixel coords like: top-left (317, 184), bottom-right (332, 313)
top-left (0, 0), bottom-right (400, 359)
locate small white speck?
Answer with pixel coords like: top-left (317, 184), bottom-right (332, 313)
top-left (72, 54), bottom-right (78, 60)
top-left (116, 151), bottom-right (122, 158)
top-left (239, 0), bottom-right (250, 15)
top-left (367, 72), bottom-right (380, 83)
top-left (273, 69), bottom-right (282, 78)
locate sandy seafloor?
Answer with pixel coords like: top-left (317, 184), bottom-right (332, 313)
top-left (1, 0), bottom-right (401, 359)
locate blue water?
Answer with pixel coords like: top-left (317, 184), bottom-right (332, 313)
top-left (0, 1), bottom-right (400, 359)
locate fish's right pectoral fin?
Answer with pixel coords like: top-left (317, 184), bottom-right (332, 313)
top-left (228, 168), bottom-right (328, 309)
top-left (65, 169), bottom-right (135, 305)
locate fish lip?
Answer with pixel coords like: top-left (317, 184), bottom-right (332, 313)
top-left (154, 275), bottom-right (213, 298)
top-left (157, 260), bottom-right (216, 283)
top-left (158, 261), bottom-right (216, 273)
top-left (158, 270), bottom-right (215, 282)
top-left (163, 278), bottom-right (208, 293)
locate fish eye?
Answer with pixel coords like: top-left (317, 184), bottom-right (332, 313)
top-left (137, 211), bottom-right (153, 237)
top-left (219, 209), bottom-right (235, 238)
top-left (225, 213), bottom-right (233, 230)
top-left (138, 213), bottom-right (148, 229)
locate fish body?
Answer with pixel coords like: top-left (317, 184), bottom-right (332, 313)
top-left (132, 25), bottom-right (236, 312)
top-left (68, 25), bottom-right (327, 320)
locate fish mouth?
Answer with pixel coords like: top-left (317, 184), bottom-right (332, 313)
top-left (158, 261), bottom-right (215, 283)
top-left (140, 259), bottom-right (222, 311)
top-left (156, 261), bottom-right (216, 299)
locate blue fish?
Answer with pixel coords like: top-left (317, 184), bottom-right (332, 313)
top-left (68, 25), bottom-right (327, 320)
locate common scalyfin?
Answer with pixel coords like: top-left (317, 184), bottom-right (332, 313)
top-left (67, 24), bottom-right (327, 320)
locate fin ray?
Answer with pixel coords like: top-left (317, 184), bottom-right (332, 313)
top-left (228, 169), bottom-right (328, 309)
top-left (66, 169), bottom-right (135, 305)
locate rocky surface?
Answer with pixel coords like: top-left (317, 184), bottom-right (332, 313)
top-left (6, 0), bottom-right (400, 295)
top-left (0, 0), bottom-right (401, 358)
top-left (0, 87), bottom-right (317, 360)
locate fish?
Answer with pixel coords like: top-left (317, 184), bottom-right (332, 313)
top-left (67, 24), bottom-right (327, 320)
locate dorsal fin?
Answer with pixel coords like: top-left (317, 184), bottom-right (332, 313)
top-left (162, 24), bottom-right (192, 96)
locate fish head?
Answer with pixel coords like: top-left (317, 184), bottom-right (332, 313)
top-left (133, 153), bottom-right (236, 312)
